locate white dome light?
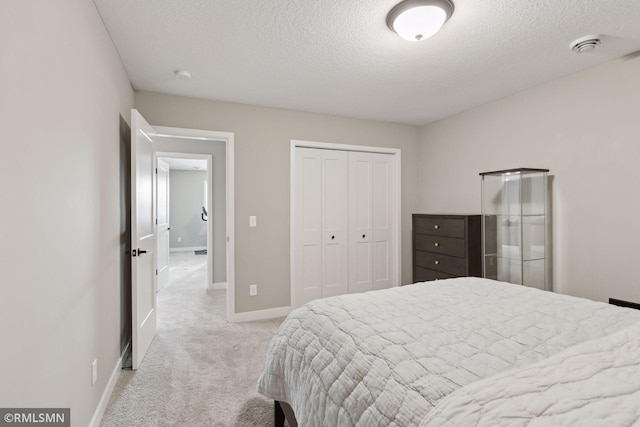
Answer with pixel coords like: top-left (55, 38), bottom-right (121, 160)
top-left (387, 0), bottom-right (454, 42)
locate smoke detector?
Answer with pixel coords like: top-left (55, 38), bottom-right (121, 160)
top-left (174, 69), bottom-right (192, 80)
top-left (570, 35), bottom-right (602, 54)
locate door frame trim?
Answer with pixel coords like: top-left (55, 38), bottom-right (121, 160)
top-left (153, 126), bottom-right (235, 322)
top-left (290, 139), bottom-right (402, 309)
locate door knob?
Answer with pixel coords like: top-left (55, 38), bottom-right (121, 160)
top-left (133, 249), bottom-right (149, 257)
top-left (331, 235), bottom-right (335, 240)
top-left (362, 234), bottom-right (366, 239)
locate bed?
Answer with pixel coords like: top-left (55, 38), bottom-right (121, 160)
top-left (257, 277), bottom-right (640, 426)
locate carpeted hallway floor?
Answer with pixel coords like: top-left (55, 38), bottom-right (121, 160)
top-left (101, 252), bottom-right (284, 426)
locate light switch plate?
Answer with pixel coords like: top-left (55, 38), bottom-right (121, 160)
top-left (91, 359), bottom-right (98, 386)
top-left (249, 216), bottom-right (257, 227)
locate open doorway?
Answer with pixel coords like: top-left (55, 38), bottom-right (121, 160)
top-left (156, 154), bottom-right (212, 295)
top-left (129, 109), bottom-right (235, 370)
top-left (151, 126), bottom-right (233, 324)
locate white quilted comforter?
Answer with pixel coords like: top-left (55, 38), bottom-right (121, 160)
top-left (256, 278), bottom-right (640, 426)
top-left (421, 320), bottom-right (640, 426)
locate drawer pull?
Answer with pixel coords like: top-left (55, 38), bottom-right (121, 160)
top-left (434, 242), bottom-right (440, 247)
top-left (434, 260), bottom-right (440, 265)
top-left (434, 224), bottom-right (439, 230)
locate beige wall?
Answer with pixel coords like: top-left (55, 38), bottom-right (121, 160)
top-left (418, 54), bottom-right (640, 304)
top-left (0, 1), bottom-right (134, 425)
top-left (135, 92), bottom-right (420, 313)
top-left (168, 170), bottom-right (208, 249)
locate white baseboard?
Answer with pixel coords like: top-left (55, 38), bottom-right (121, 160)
top-left (230, 306), bottom-right (291, 323)
top-left (88, 354), bottom-right (122, 427)
top-left (209, 282), bottom-right (227, 290)
top-left (170, 247), bottom-right (206, 253)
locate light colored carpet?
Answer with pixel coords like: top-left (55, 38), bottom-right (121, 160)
top-left (101, 252), bottom-right (284, 427)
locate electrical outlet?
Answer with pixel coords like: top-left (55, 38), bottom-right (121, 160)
top-left (249, 284), bottom-right (257, 296)
top-left (91, 359), bottom-right (98, 386)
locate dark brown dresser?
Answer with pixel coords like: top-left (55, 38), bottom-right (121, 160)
top-left (413, 214), bottom-right (482, 282)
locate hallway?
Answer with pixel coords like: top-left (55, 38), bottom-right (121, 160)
top-left (102, 252), bottom-right (282, 426)
top-left (160, 251), bottom-right (224, 328)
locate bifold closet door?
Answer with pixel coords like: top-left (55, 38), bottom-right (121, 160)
top-left (321, 149), bottom-right (349, 298)
top-left (371, 153), bottom-right (395, 290)
top-left (348, 152), bottom-right (395, 293)
top-left (294, 148), bottom-right (348, 307)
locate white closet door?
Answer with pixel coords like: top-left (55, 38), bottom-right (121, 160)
top-left (321, 150), bottom-right (349, 297)
top-left (372, 153), bottom-right (395, 290)
top-left (348, 151), bottom-right (373, 294)
top-left (295, 146), bottom-right (396, 306)
top-left (295, 148), bottom-right (323, 305)
top-left (348, 152), bottom-right (396, 293)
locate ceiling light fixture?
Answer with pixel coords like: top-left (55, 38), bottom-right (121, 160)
top-left (387, 0), bottom-right (454, 42)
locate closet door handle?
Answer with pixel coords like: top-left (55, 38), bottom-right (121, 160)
top-left (362, 234), bottom-right (366, 239)
top-left (331, 235), bottom-right (335, 240)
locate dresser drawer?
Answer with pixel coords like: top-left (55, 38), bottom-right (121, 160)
top-left (414, 217), bottom-right (465, 238)
top-left (412, 214), bottom-right (481, 283)
top-left (415, 234), bottom-right (465, 258)
top-left (414, 267), bottom-right (456, 282)
top-left (415, 250), bottom-right (466, 276)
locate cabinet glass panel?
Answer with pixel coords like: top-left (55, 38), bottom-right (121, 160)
top-left (480, 169), bottom-right (549, 290)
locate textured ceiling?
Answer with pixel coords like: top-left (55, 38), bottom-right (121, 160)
top-left (94, 0), bottom-right (640, 125)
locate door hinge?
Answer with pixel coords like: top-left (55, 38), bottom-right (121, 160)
top-left (155, 167), bottom-right (158, 174)
top-left (155, 218), bottom-right (158, 225)
top-left (155, 269), bottom-right (158, 275)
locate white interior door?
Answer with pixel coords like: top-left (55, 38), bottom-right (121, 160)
top-left (348, 151), bottom-right (373, 294)
top-left (321, 149), bottom-right (348, 298)
top-left (372, 153), bottom-right (395, 290)
top-left (295, 148), bottom-right (323, 305)
top-left (131, 109), bottom-right (157, 370)
top-left (156, 158), bottom-right (170, 292)
top-left (294, 145), bottom-right (398, 305)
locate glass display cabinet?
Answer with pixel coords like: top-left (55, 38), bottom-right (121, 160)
top-left (480, 168), bottom-right (549, 290)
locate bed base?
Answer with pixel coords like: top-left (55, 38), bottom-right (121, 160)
top-left (274, 400), bottom-right (298, 427)
top-left (609, 298), bottom-right (640, 311)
